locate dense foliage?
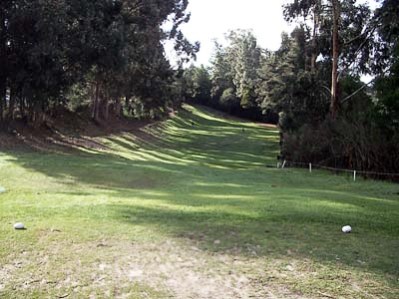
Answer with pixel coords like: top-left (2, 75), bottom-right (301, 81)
top-left (183, 0), bottom-right (399, 177)
top-left (0, 0), bottom-right (198, 124)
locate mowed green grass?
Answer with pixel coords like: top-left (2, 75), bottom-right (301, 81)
top-left (0, 104), bottom-right (398, 298)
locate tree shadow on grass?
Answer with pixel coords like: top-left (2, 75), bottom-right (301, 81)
top-left (4, 116), bottom-right (280, 188)
top-left (4, 149), bottom-right (399, 285)
top-left (107, 201), bottom-right (399, 278)
top-left (2, 104), bottom-right (399, 286)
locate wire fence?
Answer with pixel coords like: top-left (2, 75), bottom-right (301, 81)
top-left (273, 160), bottom-right (399, 182)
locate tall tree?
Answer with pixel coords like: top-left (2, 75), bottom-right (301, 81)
top-left (0, 1), bottom-right (9, 121)
top-left (209, 30), bottom-right (263, 117)
top-left (0, 0), bottom-right (198, 124)
top-left (284, 0), bottom-right (373, 117)
top-left (183, 65), bottom-right (212, 104)
top-left (228, 30), bottom-right (262, 109)
top-left (373, 0), bottom-right (399, 133)
top-left (210, 42), bottom-right (235, 102)
top-left (256, 29), bottom-right (329, 130)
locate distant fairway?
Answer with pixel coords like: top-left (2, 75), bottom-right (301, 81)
top-left (0, 105), bottom-right (398, 298)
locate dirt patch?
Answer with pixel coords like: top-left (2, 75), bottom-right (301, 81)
top-left (120, 241), bottom-right (300, 299)
top-left (0, 238), bottom-right (306, 298)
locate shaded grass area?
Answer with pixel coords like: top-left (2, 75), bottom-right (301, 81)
top-left (0, 104), bottom-right (398, 298)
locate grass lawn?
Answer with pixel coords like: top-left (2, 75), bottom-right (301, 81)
top-left (0, 104), bottom-right (398, 298)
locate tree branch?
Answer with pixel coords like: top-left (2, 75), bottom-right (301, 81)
top-left (341, 78), bottom-right (375, 104)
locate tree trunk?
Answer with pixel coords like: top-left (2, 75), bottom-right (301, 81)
top-left (31, 100), bottom-right (44, 127)
top-left (330, 0), bottom-right (340, 118)
top-left (7, 87), bottom-right (15, 121)
top-left (103, 89), bottom-right (110, 121)
top-left (0, 8), bottom-right (6, 122)
top-left (115, 97), bottom-right (122, 118)
top-left (311, 8), bottom-right (319, 73)
top-left (0, 80), bottom-right (5, 122)
top-left (101, 97), bottom-right (109, 121)
top-left (91, 80), bottom-right (101, 123)
top-left (125, 95), bottom-right (131, 115)
top-left (19, 97), bottom-right (27, 121)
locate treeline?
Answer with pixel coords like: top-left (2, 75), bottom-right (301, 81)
top-left (183, 0), bottom-right (399, 176)
top-left (0, 0), bottom-right (198, 125)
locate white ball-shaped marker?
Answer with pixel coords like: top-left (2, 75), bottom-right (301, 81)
top-left (0, 187), bottom-right (6, 193)
top-left (14, 223), bottom-right (25, 230)
top-left (342, 225), bottom-right (352, 233)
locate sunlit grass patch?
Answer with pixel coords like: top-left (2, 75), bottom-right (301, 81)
top-left (0, 105), bottom-right (398, 298)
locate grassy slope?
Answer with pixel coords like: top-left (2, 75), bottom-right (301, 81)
top-left (0, 104), bottom-right (398, 298)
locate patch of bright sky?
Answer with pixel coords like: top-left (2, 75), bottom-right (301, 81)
top-left (179, 0), bottom-right (293, 66)
top-left (165, 0), bottom-right (379, 67)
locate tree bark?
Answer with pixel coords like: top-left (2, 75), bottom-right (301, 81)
top-left (7, 87), bottom-right (15, 120)
top-left (31, 100), bottom-right (44, 127)
top-left (0, 7), bottom-right (6, 122)
top-left (97, 87), bottom-right (109, 121)
top-left (125, 95), bottom-right (131, 115)
top-left (91, 80), bottom-right (101, 123)
top-left (0, 80), bottom-right (5, 122)
top-left (19, 97), bottom-right (26, 121)
top-left (115, 96), bottom-right (122, 118)
top-left (330, 0), bottom-right (340, 118)
top-left (101, 97), bottom-right (109, 121)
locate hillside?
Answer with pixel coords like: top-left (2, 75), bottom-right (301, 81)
top-left (0, 105), bottom-right (398, 298)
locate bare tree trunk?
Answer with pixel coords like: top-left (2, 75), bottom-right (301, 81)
top-left (91, 80), bottom-right (101, 123)
top-left (32, 100), bottom-right (44, 127)
top-left (0, 8), bottom-right (6, 122)
top-left (19, 97), bottom-right (26, 121)
top-left (105, 101), bottom-right (109, 120)
top-left (125, 95), bottom-right (130, 110)
top-left (90, 83), bottom-right (96, 119)
top-left (102, 89), bottom-right (109, 121)
top-left (101, 98), bottom-right (109, 121)
top-left (115, 96), bottom-right (122, 118)
top-left (330, 0), bottom-right (340, 119)
top-left (7, 87), bottom-right (15, 121)
top-left (0, 80), bottom-right (5, 122)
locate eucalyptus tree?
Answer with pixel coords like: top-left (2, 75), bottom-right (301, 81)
top-left (283, 0), bottom-right (373, 118)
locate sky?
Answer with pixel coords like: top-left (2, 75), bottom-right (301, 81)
top-left (179, 0), bottom-right (293, 66)
top-left (166, 0), bottom-right (379, 67)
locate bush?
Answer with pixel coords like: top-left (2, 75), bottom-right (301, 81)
top-left (282, 118), bottom-right (399, 179)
